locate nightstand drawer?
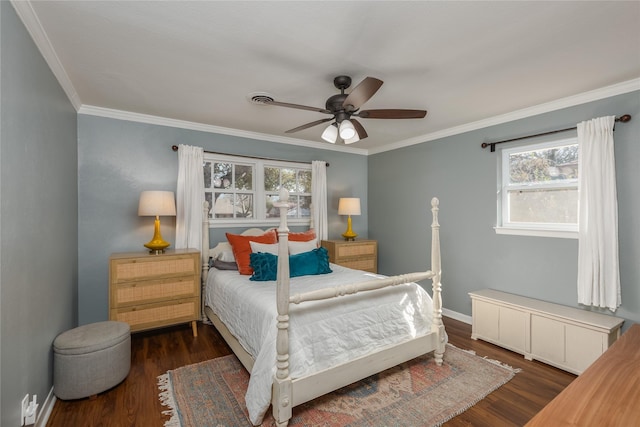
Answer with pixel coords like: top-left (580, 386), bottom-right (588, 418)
top-left (111, 297), bottom-right (199, 333)
top-left (111, 255), bottom-right (197, 284)
top-left (338, 259), bottom-right (377, 272)
top-left (112, 276), bottom-right (198, 307)
top-left (336, 243), bottom-right (376, 258)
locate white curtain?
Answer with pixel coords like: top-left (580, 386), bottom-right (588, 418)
top-left (311, 160), bottom-right (328, 240)
top-left (577, 116), bottom-right (621, 311)
top-left (175, 144), bottom-right (204, 250)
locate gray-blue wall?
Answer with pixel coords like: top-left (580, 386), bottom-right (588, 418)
top-left (369, 91), bottom-right (640, 329)
top-left (77, 115), bottom-right (368, 325)
top-left (1, 2), bottom-right (78, 425)
top-left (3, 5), bottom-right (638, 424)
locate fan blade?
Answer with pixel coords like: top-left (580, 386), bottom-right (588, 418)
top-left (357, 109), bottom-right (427, 119)
top-left (351, 119), bottom-right (368, 140)
top-left (264, 100), bottom-right (331, 114)
top-left (285, 118), bottom-right (333, 133)
top-left (342, 77), bottom-right (383, 111)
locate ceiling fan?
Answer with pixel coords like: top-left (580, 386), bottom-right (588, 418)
top-left (261, 75), bottom-right (427, 144)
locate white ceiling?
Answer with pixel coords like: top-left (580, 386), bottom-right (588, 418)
top-left (13, 1), bottom-right (640, 154)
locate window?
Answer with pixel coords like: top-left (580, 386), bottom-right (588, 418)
top-left (264, 166), bottom-right (312, 219)
top-left (203, 153), bottom-right (311, 227)
top-left (497, 138), bottom-right (579, 238)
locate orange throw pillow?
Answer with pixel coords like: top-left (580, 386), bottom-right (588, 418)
top-left (226, 230), bottom-right (278, 275)
top-left (288, 229), bottom-right (317, 242)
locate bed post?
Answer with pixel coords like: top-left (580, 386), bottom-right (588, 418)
top-left (272, 189), bottom-right (292, 426)
top-left (430, 197), bottom-right (445, 365)
top-left (201, 201), bottom-right (211, 322)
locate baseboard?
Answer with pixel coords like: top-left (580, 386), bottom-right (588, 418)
top-left (35, 387), bottom-right (56, 427)
top-left (442, 307), bottom-right (472, 325)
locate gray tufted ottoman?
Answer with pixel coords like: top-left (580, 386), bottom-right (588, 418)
top-left (53, 321), bottom-right (131, 400)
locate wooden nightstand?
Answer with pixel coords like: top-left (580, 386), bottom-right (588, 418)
top-left (109, 249), bottom-right (201, 336)
top-left (321, 240), bottom-right (378, 273)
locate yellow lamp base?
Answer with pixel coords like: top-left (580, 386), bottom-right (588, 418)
top-left (144, 217), bottom-right (171, 254)
top-left (342, 215), bottom-right (358, 241)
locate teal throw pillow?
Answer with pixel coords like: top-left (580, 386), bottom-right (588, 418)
top-left (249, 252), bottom-right (278, 281)
top-left (290, 247), bottom-right (332, 277)
top-left (249, 247), bottom-right (332, 281)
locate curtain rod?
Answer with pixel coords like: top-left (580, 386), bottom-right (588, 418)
top-left (481, 114), bottom-right (632, 152)
top-left (171, 145), bottom-right (329, 167)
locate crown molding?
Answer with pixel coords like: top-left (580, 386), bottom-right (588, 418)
top-left (78, 105), bottom-right (369, 155)
top-left (368, 78), bottom-right (640, 155)
top-left (11, 0), bottom-right (82, 110)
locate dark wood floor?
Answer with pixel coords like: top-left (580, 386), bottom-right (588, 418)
top-left (46, 317), bottom-right (575, 427)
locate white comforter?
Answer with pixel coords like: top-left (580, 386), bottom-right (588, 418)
top-left (205, 264), bottom-right (435, 425)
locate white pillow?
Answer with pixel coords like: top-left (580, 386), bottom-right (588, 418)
top-left (288, 239), bottom-right (318, 255)
top-left (249, 241), bottom-right (279, 255)
top-left (212, 242), bottom-right (235, 262)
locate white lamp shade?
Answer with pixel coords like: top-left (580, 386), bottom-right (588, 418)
top-left (338, 198), bottom-right (361, 216)
top-left (321, 123), bottom-right (338, 143)
top-left (138, 191), bottom-right (176, 216)
top-left (339, 120), bottom-right (356, 140)
top-left (344, 133), bottom-right (360, 144)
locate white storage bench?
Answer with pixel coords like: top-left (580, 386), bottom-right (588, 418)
top-left (469, 289), bottom-right (624, 375)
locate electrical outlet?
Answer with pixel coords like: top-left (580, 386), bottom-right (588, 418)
top-left (21, 394), bottom-right (29, 426)
top-left (25, 395), bottom-right (38, 425)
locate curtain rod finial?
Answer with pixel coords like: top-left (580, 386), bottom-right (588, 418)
top-left (618, 114), bottom-right (631, 123)
top-left (172, 145), bottom-right (179, 151)
top-left (480, 142), bottom-right (495, 152)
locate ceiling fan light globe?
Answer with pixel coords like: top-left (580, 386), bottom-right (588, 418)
top-left (339, 120), bottom-right (356, 140)
top-left (321, 123), bottom-right (338, 143)
top-left (344, 134), bottom-right (360, 144)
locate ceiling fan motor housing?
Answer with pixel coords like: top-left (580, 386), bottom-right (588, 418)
top-left (326, 94), bottom-right (349, 117)
top-left (329, 76), bottom-right (356, 119)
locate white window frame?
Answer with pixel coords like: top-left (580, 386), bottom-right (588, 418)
top-left (204, 153), bottom-right (312, 229)
top-left (495, 138), bottom-right (579, 239)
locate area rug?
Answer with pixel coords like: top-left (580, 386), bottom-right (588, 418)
top-left (158, 344), bottom-right (518, 427)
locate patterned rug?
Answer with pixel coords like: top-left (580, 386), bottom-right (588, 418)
top-left (158, 344), bottom-right (517, 427)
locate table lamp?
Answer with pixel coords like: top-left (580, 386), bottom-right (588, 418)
top-left (138, 191), bottom-right (176, 254)
top-left (338, 197), bottom-right (361, 241)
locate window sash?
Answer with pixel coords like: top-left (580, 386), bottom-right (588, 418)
top-left (498, 138), bottom-right (579, 235)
